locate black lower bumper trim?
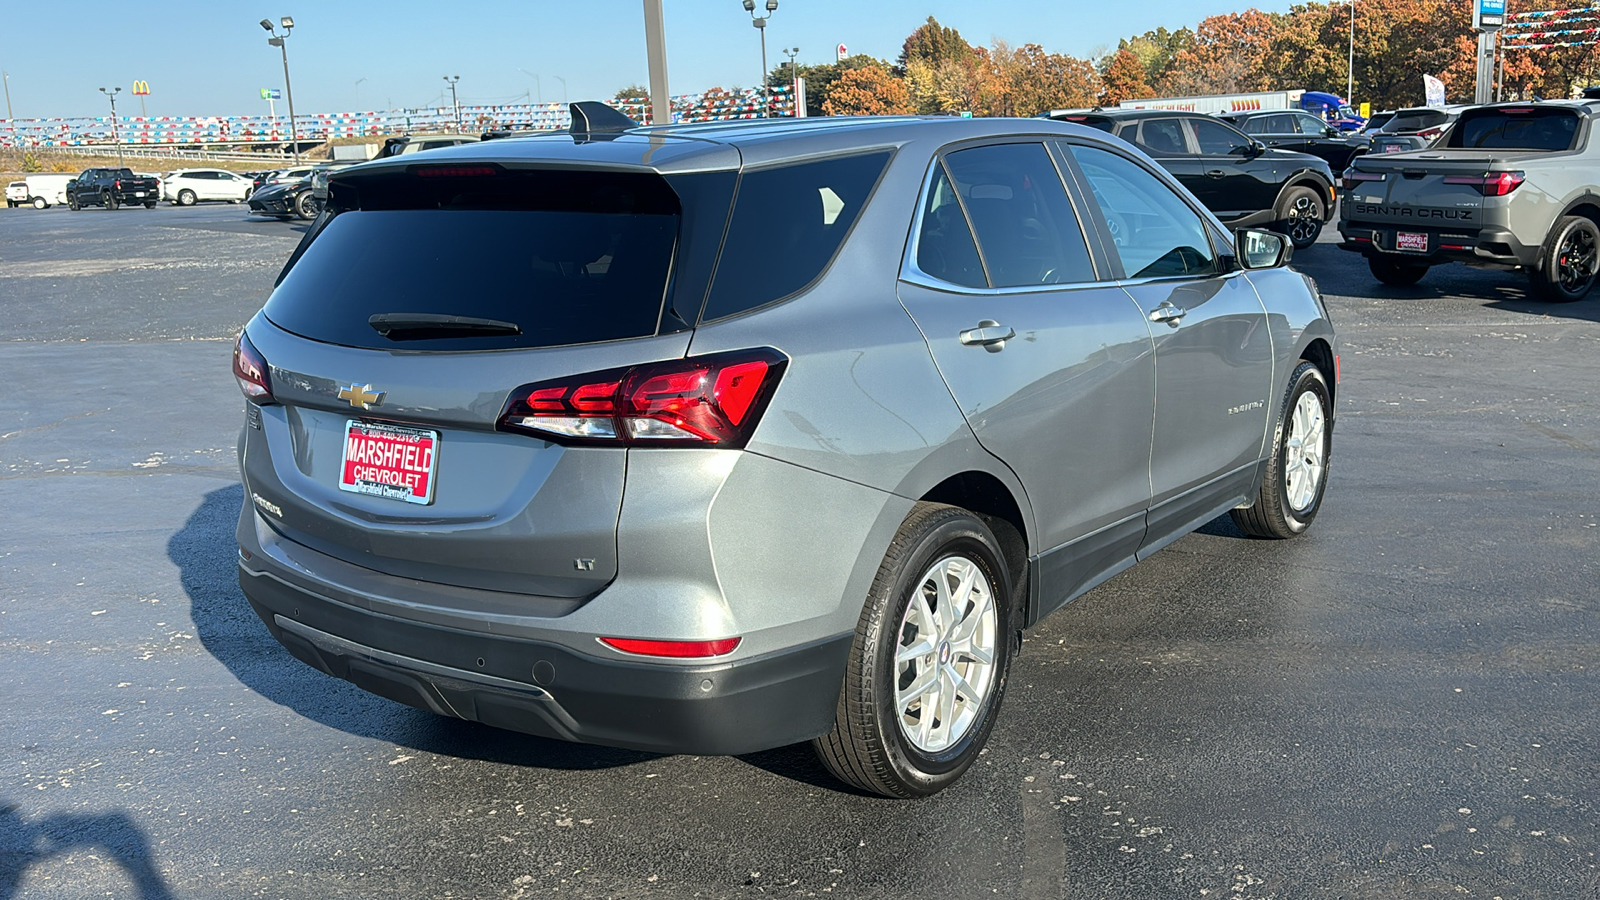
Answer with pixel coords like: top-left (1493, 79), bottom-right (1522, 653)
top-left (240, 565), bottom-right (852, 756)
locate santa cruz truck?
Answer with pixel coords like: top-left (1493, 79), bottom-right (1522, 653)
top-left (1338, 101), bottom-right (1600, 302)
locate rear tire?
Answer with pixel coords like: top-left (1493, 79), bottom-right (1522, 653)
top-left (813, 503), bottom-right (1016, 798)
top-left (33, 197), bottom-right (48, 209)
top-left (1528, 215), bottom-right (1598, 303)
top-left (103, 191), bottom-right (119, 211)
top-left (1276, 185), bottom-right (1325, 250)
top-left (178, 189), bottom-right (197, 207)
top-left (1232, 361), bottom-right (1333, 539)
top-left (1368, 256), bottom-right (1429, 286)
top-left (144, 201), bottom-right (156, 209)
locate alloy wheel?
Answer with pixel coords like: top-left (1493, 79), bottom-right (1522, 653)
top-left (894, 554), bottom-right (999, 754)
top-left (1557, 224), bottom-right (1597, 293)
top-left (1285, 390), bottom-right (1327, 512)
top-left (1287, 194), bottom-right (1321, 246)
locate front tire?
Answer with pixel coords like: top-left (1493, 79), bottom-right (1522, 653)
top-left (1232, 361), bottom-right (1333, 539)
top-left (68, 195), bottom-right (81, 211)
top-left (813, 503), bottom-right (1016, 798)
top-left (293, 191), bottom-right (316, 219)
top-left (1368, 256), bottom-right (1429, 286)
top-left (1528, 215), bottom-right (1598, 303)
top-left (1276, 185), bottom-right (1325, 250)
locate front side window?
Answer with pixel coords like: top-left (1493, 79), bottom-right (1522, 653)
top-left (1069, 144), bottom-right (1218, 280)
top-left (1294, 114), bottom-right (1330, 135)
top-left (941, 142), bottom-right (1095, 288)
top-left (1191, 119), bottom-right (1251, 155)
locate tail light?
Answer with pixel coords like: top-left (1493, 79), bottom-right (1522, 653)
top-left (1416, 126), bottom-right (1444, 141)
top-left (114, 179), bottom-right (122, 190)
top-left (1342, 170), bottom-right (1385, 190)
top-left (498, 349), bottom-right (787, 448)
top-left (233, 331), bottom-right (274, 402)
top-left (1442, 172), bottom-right (1525, 197)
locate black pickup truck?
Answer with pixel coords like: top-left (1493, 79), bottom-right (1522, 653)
top-left (67, 168), bottom-right (161, 210)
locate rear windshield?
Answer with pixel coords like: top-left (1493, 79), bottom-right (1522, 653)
top-left (1445, 108), bottom-right (1579, 151)
top-left (264, 170), bottom-right (682, 351)
top-left (1384, 111), bottom-right (1450, 132)
top-left (1051, 115), bottom-right (1116, 133)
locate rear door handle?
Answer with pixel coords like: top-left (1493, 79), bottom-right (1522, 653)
top-left (1149, 303), bottom-right (1188, 326)
top-left (1205, 169), bottom-right (1226, 178)
top-left (959, 319), bottom-right (1016, 352)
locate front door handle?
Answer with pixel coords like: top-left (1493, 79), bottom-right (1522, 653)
top-left (1149, 303), bottom-right (1188, 326)
top-left (959, 319), bottom-right (1016, 352)
top-left (1205, 169), bottom-right (1226, 178)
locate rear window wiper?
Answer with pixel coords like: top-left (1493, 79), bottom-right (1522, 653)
top-left (367, 313), bottom-right (522, 339)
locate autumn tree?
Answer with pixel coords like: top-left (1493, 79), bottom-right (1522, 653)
top-left (792, 54), bottom-right (883, 117)
top-left (1120, 27), bottom-right (1193, 84)
top-left (822, 64), bottom-right (916, 115)
top-left (900, 16), bottom-right (974, 70)
top-left (1100, 47), bottom-right (1154, 105)
top-left (974, 41), bottom-right (1100, 117)
top-left (1163, 10), bottom-right (1280, 95)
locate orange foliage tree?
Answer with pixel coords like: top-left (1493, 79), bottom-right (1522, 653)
top-left (1163, 10), bottom-right (1280, 94)
top-left (822, 65), bottom-right (916, 116)
top-left (1100, 47), bottom-right (1155, 106)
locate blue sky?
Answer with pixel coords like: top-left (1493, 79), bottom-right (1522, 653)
top-left (7, 0), bottom-right (1296, 119)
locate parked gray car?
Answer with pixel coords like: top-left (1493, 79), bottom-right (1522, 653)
top-left (1339, 100), bottom-right (1600, 299)
top-left (233, 112), bottom-right (1339, 798)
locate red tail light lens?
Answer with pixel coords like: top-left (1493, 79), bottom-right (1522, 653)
top-left (1341, 170), bottom-right (1385, 190)
top-left (1442, 172), bottom-right (1524, 196)
top-left (1416, 127), bottom-right (1443, 140)
top-left (599, 637), bottom-right (741, 658)
top-left (233, 331), bottom-right (273, 402)
top-left (498, 349), bottom-right (787, 447)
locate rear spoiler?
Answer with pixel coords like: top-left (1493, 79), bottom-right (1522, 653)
top-left (479, 101), bottom-right (640, 143)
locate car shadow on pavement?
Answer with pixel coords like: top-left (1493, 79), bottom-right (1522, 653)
top-left (0, 802), bottom-right (175, 900)
top-left (172, 485), bottom-right (659, 772)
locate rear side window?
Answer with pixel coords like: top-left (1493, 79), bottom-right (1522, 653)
top-left (1447, 108), bottom-right (1578, 151)
top-left (1135, 119), bottom-right (1187, 154)
top-left (941, 142), bottom-right (1094, 287)
top-left (700, 151), bottom-right (890, 321)
top-left (264, 170), bottom-right (682, 351)
top-left (914, 165), bottom-right (986, 288)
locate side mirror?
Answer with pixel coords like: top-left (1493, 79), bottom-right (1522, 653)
top-left (1325, 126), bottom-right (1340, 138)
top-left (1235, 228), bottom-right (1293, 269)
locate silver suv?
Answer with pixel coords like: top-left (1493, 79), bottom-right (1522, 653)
top-left (234, 115), bottom-right (1338, 797)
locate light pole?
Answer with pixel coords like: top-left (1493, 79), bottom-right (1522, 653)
top-left (98, 86), bottom-right (123, 168)
top-left (1346, 0), bottom-right (1355, 104)
top-left (3, 71), bottom-right (14, 147)
top-left (517, 68), bottom-right (542, 103)
top-left (553, 75), bottom-right (568, 102)
top-left (782, 47), bottom-right (799, 116)
top-left (260, 17), bottom-right (300, 163)
top-left (742, 0), bottom-right (779, 117)
top-left (356, 77), bottom-right (367, 108)
top-left (443, 75), bottom-right (461, 131)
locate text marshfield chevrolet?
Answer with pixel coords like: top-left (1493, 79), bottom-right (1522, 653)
top-left (233, 109), bottom-right (1338, 798)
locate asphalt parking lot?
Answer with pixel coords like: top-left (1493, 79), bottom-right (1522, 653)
top-left (1, 203), bottom-right (1596, 899)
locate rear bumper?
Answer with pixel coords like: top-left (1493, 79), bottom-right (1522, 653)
top-left (1337, 220), bottom-right (1539, 267)
top-left (239, 560), bottom-right (852, 755)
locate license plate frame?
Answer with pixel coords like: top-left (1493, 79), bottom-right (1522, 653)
top-left (1395, 231), bottom-right (1429, 253)
top-left (339, 420), bottom-right (439, 505)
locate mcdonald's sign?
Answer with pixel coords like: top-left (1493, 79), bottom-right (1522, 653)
top-left (132, 80), bottom-right (151, 96)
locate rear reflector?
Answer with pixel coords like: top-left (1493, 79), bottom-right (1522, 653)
top-left (498, 348), bottom-right (787, 448)
top-left (599, 637), bottom-right (741, 658)
top-left (233, 331), bottom-right (273, 402)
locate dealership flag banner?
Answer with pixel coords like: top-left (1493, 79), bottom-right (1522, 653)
top-left (1424, 74), bottom-right (1447, 107)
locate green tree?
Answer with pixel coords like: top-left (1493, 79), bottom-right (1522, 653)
top-left (899, 16), bottom-right (974, 70)
top-left (1119, 27), bottom-right (1193, 85)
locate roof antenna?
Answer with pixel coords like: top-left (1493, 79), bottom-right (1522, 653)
top-left (570, 101), bottom-right (638, 136)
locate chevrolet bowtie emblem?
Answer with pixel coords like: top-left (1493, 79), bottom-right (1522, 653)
top-left (337, 383), bottom-right (385, 410)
